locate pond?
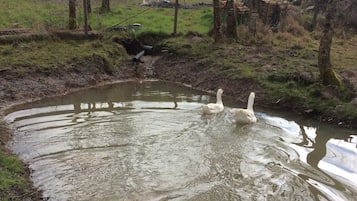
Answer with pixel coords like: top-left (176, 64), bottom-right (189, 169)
top-left (4, 81), bottom-right (357, 201)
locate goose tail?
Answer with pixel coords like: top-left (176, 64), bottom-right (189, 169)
top-left (202, 105), bottom-right (211, 114)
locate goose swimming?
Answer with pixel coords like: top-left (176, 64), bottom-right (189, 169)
top-left (231, 92), bottom-right (257, 124)
top-left (202, 89), bottom-right (224, 114)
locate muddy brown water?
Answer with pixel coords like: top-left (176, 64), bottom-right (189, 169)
top-left (4, 81), bottom-right (357, 201)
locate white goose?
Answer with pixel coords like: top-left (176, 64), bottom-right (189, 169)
top-left (202, 89), bottom-right (224, 114)
top-left (231, 92), bottom-right (257, 124)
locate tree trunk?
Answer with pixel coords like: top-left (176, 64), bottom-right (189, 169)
top-left (310, 4), bottom-right (320, 31)
top-left (226, 0), bottom-right (237, 39)
top-left (279, 3), bottom-right (288, 32)
top-left (87, 0), bottom-right (91, 14)
top-left (318, 0), bottom-right (341, 86)
top-left (311, 0), bottom-right (327, 31)
top-left (101, 0), bottom-right (110, 13)
top-left (173, 0), bottom-right (179, 35)
top-left (83, 0), bottom-right (89, 35)
top-left (68, 0), bottom-right (76, 30)
top-left (213, 0), bottom-right (222, 42)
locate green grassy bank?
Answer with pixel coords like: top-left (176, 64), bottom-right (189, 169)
top-left (0, 0), bottom-right (213, 34)
top-left (158, 32), bottom-right (357, 120)
top-left (0, 151), bottom-right (32, 200)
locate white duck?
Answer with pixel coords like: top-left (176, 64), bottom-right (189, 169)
top-left (202, 89), bottom-right (224, 114)
top-left (231, 92), bottom-right (257, 124)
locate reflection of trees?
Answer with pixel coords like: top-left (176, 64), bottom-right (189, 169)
top-left (294, 125), bottom-right (313, 147)
top-left (295, 124), bottom-right (353, 168)
top-left (73, 102), bottom-right (117, 116)
top-left (292, 124), bottom-right (357, 198)
top-left (74, 102), bottom-right (81, 114)
top-left (294, 125), bottom-right (329, 168)
top-left (306, 130), bottom-right (329, 168)
top-left (139, 86), bottom-right (178, 109)
top-left (173, 91), bottom-right (178, 109)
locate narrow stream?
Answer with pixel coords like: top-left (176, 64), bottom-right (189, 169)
top-left (4, 81), bottom-right (357, 201)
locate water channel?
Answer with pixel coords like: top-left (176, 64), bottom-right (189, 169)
top-left (4, 81), bottom-right (357, 201)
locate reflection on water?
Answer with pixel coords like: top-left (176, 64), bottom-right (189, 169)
top-left (5, 81), bottom-right (357, 201)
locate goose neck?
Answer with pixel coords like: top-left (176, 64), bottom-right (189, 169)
top-left (216, 93), bottom-right (223, 104)
top-left (247, 95), bottom-right (255, 111)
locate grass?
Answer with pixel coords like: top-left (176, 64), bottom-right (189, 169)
top-left (0, 0), bottom-right (67, 31)
top-left (0, 0), bottom-right (213, 34)
top-left (0, 39), bottom-right (128, 73)
top-left (88, 3), bottom-right (213, 34)
top-left (0, 150), bottom-right (32, 200)
top-left (331, 36), bottom-right (357, 71)
top-left (158, 23), bottom-right (357, 120)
